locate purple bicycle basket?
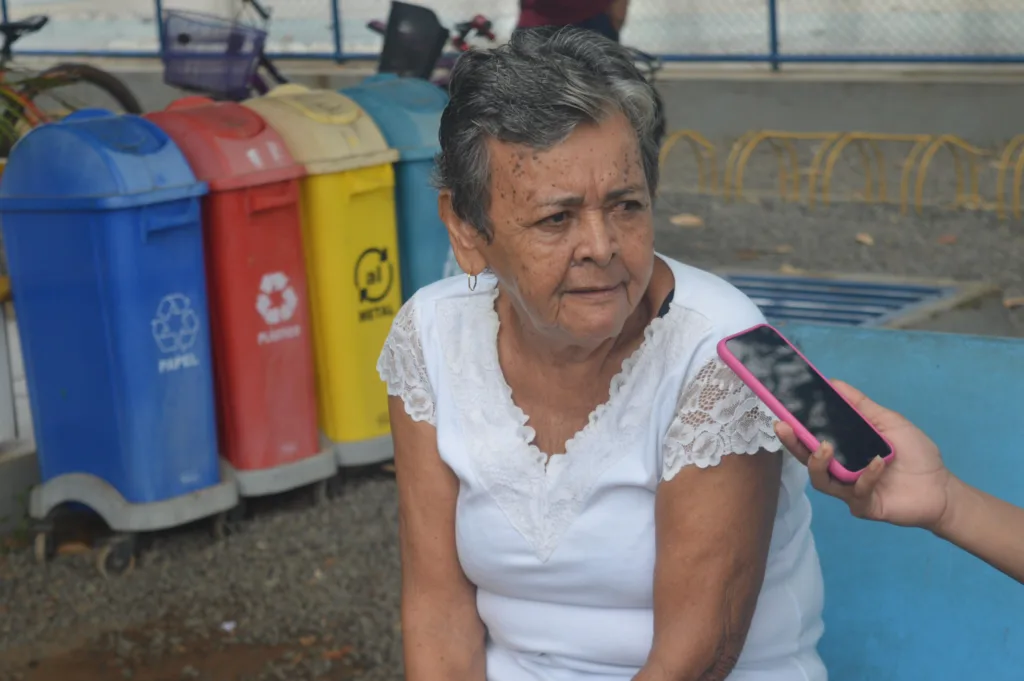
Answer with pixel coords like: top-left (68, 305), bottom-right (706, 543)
top-left (161, 10), bottom-right (267, 101)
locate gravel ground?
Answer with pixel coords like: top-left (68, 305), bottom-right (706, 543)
top-left (655, 191), bottom-right (1024, 334)
top-left (0, 473), bottom-right (403, 681)
top-left (0, 189), bottom-right (1022, 681)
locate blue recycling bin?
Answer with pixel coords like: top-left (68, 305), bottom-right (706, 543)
top-left (0, 110), bottom-right (228, 516)
top-left (342, 74), bottom-right (452, 300)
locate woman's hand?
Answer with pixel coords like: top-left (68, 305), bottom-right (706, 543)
top-left (774, 380), bottom-right (953, 531)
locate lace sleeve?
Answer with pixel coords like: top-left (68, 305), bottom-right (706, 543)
top-left (662, 357), bottom-right (781, 481)
top-left (376, 301), bottom-right (436, 426)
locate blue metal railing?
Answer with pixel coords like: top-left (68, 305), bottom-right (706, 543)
top-left (0, 0), bottom-right (1022, 66)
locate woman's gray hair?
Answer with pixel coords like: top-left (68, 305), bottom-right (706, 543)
top-left (435, 26), bottom-right (663, 238)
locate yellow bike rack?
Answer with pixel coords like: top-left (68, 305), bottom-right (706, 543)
top-left (816, 133), bottom-right (933, 212)
top-left (726, 131), bottom-right (874, 205)
top-left (994, 135), bottom-right (1024, 220)
top-left (658, 129), bottom-right (719, 195)
top-left (659, 127), bottom-right (1018, 220)
top-left (914, 134), bottom-right (986, 215)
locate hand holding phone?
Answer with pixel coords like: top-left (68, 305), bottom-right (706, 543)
top-left (717, 324), bottom-right (894, 482)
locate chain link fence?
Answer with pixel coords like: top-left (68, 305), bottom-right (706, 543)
top-left (777, 0), bottom-right (1024, 57)
top-left (1, 0), bottom-right (1023, 62)
top-left (3, 0), bottom-right (339, 55)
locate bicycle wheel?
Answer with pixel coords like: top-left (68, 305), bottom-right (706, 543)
top-left (20, 62), bottom-right (143, 119)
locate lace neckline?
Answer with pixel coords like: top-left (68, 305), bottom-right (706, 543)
top-left (484, 283), bottom-right (672, 462)
top-left (436, 274), bottom-right (688, 561)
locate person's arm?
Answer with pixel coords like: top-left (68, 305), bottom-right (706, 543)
top-left (933, 476), bottom-right (1024, 584)
top-left (635, 360), bottom-right (782, 681)
top-left (608, 0), bottom-right (629, 32)
top-left (391, 398), bottom-right (488, 680)
top-left (378, 302), bottom-right (487, 680)
top-left (776, 379), bottom-right (1024, 586)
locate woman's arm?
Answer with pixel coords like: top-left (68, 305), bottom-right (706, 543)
top-left (636, 451), bottom-right (782, 681)
top-left (390, 396), bottom-right (488, 680)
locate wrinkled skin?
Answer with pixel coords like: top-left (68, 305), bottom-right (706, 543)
top-left (441, 112), bottom-right (657, 358)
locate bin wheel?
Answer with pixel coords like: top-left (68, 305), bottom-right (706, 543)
top-left (211, 502), bottom-right (247, 540)
top-left (33, 530), bottom-right (56, 565)
top-left (96, 535), bottom-right (136, 578)
top-left (310, 479), bottom-right (329, 507)
top-left (326, 474), bottom-right (345, 500)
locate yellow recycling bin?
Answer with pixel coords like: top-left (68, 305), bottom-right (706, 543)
top-left (244, 84), bottom-right (401, 467)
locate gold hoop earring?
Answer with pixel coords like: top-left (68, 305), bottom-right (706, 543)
top-left (467, 273), bottom-right (478, 292)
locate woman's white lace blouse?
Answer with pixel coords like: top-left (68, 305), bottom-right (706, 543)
top-left (377, 257), bottom-right (826, 681)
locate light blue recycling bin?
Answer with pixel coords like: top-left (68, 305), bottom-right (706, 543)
top-left (0, 109), bottom-right (238, 571)
top-left (342, 74), bottom-right (455, 300)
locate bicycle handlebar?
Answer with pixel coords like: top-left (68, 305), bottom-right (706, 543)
top-left (244, 0), bottom-right (271, 22)
top-left (451, 15), bottom-right (494, 51)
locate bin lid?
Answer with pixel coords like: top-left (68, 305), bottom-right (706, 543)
top-left (242, 84), bottom-right (398, 175)
top-left (146, 96), bottom-right (305, 192)
top-left (0, 109), bottom-right (206, 211)
top-left (342, 74), bottom-right (448, 162)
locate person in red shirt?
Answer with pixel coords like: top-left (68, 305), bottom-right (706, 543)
top-left (518, 0), bottom-right (629, 42)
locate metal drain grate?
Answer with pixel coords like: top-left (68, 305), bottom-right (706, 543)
top-left (721, 272), bottom-right (960, 327)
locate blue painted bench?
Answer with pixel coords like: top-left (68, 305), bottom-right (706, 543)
top-left (782, 323), bottom-right (1024, 680)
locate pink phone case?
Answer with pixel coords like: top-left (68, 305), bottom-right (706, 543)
top-left (716, 323), bottom-right (894, 483)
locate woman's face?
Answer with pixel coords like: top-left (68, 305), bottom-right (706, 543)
top-left (448, 113), bottom-right (655, 348)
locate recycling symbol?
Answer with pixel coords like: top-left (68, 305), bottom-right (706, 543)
top-left (354, 247), bottom-right (394, 304)
top-left (256, 272), bottom-right (299, 326)
top-left (151, 294), bottom-right (200, 354)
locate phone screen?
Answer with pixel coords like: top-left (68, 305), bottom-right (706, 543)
top-left (724, 325), bottom-right (891, 472)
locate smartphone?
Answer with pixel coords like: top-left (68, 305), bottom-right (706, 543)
top-left (717, 323), bottom-right (894, 483)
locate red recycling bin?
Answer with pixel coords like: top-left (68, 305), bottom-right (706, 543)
top-left (146, 97), bottom-right (335, 499)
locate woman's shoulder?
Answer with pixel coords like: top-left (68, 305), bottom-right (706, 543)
top-left (660, 256), bottom-right (766, 337)
top-left (389, 274), bottom-right (498, 363)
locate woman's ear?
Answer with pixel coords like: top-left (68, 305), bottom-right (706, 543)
top-left (439, 190), bottom-right (488, 276)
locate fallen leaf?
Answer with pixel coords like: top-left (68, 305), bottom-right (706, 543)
top-left (774, 244), bottom-right (794, 254)
top-left (936, 234), bottom-right (958, 245)
top-left (779, 263), bottom-right (804, 275)
top-left (57, 541), bottom-right (92, 556)
top-left (1003, 296), bottom-right (1024, 310)
top-left (323, 645), bottom-right (354, 661)
top-left (855, 232), bottom-right (875, 246)
top-left (669, 213), bottom-right (705, 228)
top-left (299, 636), bottom-right (317, 647)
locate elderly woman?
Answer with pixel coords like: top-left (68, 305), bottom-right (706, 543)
top-left (377, 27), bottom-right (825, 681)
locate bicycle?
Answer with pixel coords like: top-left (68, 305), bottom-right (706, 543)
top-left (367, 2), bottom-right (496, 90)
top-left (0, 14), bottom-right (142, 153)
top-left (368, 2), bottom-right (665, 140)
top-left (161, 0), bottom-right (288, 102)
